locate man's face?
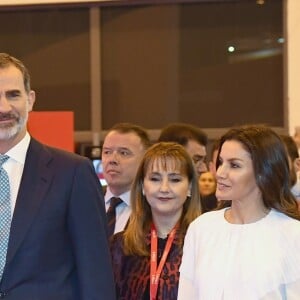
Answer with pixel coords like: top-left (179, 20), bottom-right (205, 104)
top-left (185, 139), bottom-right (207, 176)
top-left (0, 65), bottom-right (35, 150)
top-left (102, 130), bottom-right (146, 196)
top-left (198, 171), bottom-right (216, 196)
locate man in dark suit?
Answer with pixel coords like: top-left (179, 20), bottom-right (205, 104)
top-left (102, 123), bottom-right (151, 237)
top-left (0, 53), bottom-right (116, 299)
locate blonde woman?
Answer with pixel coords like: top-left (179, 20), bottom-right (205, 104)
top-left (110, 142), bottom-right (201, 299)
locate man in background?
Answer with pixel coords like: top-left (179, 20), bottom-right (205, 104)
top-left (0, 53), bottom-right (115, 299)
top-left (158, 122), bottom-right (208, 176)
top-left (157, 122), bottom-right (221, 213)
top-left (102, 123), bottom-right (151, 236)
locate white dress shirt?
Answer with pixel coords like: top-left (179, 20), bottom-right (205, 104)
top-left (105, 187), bottom-right (131, 235)
top-left (3, 132), bottom-right (30, 216)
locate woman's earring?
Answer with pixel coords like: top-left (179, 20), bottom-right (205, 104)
top-left (187, 184), bottom-right (192, 197)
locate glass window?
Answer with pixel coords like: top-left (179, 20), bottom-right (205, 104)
top-left (101, 1), bottom-right (283, 129)
top-left (0, 7), bottom-right (91, 130)
top-left (0, 0), bottom-right (284, 134)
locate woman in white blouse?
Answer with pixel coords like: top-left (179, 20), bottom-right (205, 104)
top-left (178, 124), bottom-right (300, 300)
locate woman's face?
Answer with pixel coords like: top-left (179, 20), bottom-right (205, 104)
top-left (198, 171), bottom-right (216, 196)
top-left (216, 140), bottom-right (262, 204)
top-left (143, 159), bottom-right (191, 219)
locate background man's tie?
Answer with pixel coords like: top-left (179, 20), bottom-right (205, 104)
top-left (0, 155), bottom-right (11, 280)
top-left (106, 197), bottom-right (123, 237)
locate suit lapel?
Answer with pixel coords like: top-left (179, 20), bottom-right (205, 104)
top-left (5, 139), bottom-right (54, 265)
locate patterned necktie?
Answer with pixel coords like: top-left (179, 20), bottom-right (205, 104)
top-left (106, 197), bottom-right (123, 237)
top-left (0, 155), bottom-right (11, 280)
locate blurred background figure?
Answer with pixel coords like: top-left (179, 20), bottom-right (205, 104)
top-left (281, 134), bottom-right (300, 208)
top-left (158, 123), bottom-right (208, 176)
top-left (293, 126), bottom-right (300, 156)
top-left (208, 138), bottom-right (220, 176)
top-left (198, 171), bottom-right (218, 213)
top-left (110, 142), bottom-right (201, 299)
top-left (198, 171), bottom-right (216, 197)
top-left (200, 138), bottom-right (221, 213)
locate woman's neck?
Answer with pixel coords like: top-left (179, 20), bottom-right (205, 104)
top-left (226, 200), bottom-right (270, 224)
top-left (152, 212), bottom-right (181, 238)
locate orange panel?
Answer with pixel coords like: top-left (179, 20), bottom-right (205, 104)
top-left (27, 111), bottom-right (74, 152)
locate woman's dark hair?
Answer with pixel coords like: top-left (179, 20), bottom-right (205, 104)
top-left (158, 123), bottom-right (207, 147)
top-left (281, 134), bottom-right (299, 186)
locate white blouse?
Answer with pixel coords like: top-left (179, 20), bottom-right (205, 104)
top-left (178, 208), bottom-right (300, 300)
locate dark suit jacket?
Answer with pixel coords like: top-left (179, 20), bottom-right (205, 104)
top-left (0, 138), bottom-right (116, 300)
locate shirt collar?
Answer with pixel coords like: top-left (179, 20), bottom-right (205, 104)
top-left (105, 187), bottom-right (131, 207)
top-left (6, 132), bottom-right (31, 164)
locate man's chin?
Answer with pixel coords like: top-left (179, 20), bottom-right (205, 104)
top-left (0, 126), bottom-right (20, 140)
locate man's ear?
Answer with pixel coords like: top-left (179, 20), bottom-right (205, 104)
top-left (294, 158), bottom-right (300, 172)
top-left (27, 90), bottom-right (36, 112)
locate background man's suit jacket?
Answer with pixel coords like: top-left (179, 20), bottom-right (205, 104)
top-left (0, 138), bottom-right (116, 300)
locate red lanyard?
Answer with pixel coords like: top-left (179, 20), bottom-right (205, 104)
top-left (150, 222), bottom-right (178, 300)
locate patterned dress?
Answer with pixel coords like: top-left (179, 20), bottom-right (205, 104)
top-left (110, 230), bottom-right (183, 299)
